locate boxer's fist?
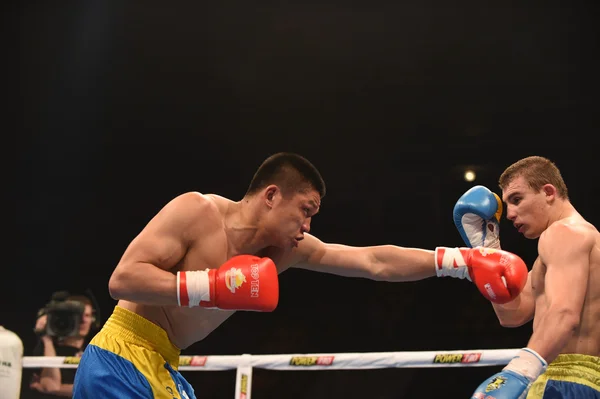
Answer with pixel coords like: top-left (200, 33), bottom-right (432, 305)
top-left (454, 185), bottom-right (502, 249)
top-left (471, 348), bottom-right (547, 399)
top-left (471, 370), bottom-right (530, 399)
top-left (435, 247), bottom-right (527, 303)
top-left (206, 255), bottom-right (279, 312)
top-left (178, 255), bottom-right (279, 312)
top-left (468, 248), bottom-right (527, 304)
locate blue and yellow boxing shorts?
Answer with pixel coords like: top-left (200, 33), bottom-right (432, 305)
top-left (527, 354), bottom-right (600, 398)
top-left (73, 306), bottom-right (196, 399)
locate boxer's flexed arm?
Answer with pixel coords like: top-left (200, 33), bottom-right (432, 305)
top-left (109, 192), bottom-right (217, 305)
top-left (454, 185), bottom-right (535, 321)
top-left (470, 223), bottom-right (593, 399)
top-left (527, 222), bottom-right (592, 361)
top-left (109, 192), bottom-right (279, 311)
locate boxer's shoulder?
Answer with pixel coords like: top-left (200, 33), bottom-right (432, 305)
top-left (159, 192), bottom-right (226, 238)
top-left (541, 217), bottom-right (595, 245)
top-left (203, 193), bottom-right (236, 214)
top-left (168, 192), bottom-right (224, 217)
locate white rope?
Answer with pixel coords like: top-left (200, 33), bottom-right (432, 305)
top-left (22, 348), bottom-right (518, 371)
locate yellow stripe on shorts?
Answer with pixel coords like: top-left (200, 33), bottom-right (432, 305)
top-left (527, 353), bottom-right (600, 398)
top-left (90, 306), bottom-right (183, 398)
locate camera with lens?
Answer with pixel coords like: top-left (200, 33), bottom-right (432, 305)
top-left (38, 291), bottom-right (85, 338)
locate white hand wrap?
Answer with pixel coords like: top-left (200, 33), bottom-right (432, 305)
top-left (504, 348), bottom-right (548, 382)
top-left (434, 247), bottom-right (472, 281)
top-left (177, 270), bottom-right (211, 307)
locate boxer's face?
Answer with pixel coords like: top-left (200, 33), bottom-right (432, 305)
top-left (502, 175), bottom-right (553, 239)
top-left (264, 185), bottom-right (321, 248)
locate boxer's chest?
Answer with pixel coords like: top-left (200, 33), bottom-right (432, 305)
top-left (530, 257), bottom-right (546, 299)
top-left (180, 232), bottom-right (293, 273)
top-left (179, 230), bottom-right (230, 272)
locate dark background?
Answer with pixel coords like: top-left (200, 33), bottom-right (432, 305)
top-left (9, 0), bottom-right (599, 398)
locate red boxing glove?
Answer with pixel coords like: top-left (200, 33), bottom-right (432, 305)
top-left (435, 247), bottom-right (528, 304)
top-left (177, 255), bottom-right (279, 312)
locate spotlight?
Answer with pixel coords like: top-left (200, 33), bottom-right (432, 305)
top-left (464, 169), bottom-right (476, 182)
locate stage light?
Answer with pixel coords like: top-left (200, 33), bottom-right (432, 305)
top-left (464, 169), bottom-right (476, 182)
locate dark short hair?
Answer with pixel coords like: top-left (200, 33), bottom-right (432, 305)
top-left (499, 156), bottom-right (569, 200)
top-left (245, 153), bottom-right (326, 198)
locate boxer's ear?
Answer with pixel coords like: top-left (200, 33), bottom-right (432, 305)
top-left (264, 185), bottom-right (279, 208)
top-left (542, 184), bottom-right (556, 202)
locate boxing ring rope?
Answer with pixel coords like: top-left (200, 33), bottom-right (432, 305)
top-left (22, 348), bottom-right (518, 398)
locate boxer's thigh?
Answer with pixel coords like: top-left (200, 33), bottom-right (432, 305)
top-left (74, 343), bottom-right (185, 399)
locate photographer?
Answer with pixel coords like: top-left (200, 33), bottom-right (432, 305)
top-left (29, 293), bottom-right (96, 398)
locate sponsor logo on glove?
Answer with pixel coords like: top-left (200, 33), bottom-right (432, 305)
top-left (486, 376), bottom-right (507, 392)
top-left (225, 268), bottom-right (247, 293)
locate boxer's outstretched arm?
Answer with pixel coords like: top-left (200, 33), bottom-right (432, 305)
top-left (291, 234), bottom-right (436, 281)
top-left (109, 192), bottom-right (218, 306)
top-left (526, 222), bottom-right (592, 362)
top-left (291, 235), bottom-right (528, 304)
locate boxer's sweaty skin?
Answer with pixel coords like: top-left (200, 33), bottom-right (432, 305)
top-left (497, 173), bottom-right (600, 360)
top-left (113, 189), bottom-right (444, 349)
top-left (529, 217), bottom-right (600, 357)
top-left (118, 194), bottom-right (297, 349)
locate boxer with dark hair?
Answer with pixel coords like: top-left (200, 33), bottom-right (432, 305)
top-left (74, 152), bottom-right (527, 399)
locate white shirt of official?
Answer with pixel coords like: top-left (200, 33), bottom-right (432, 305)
top-left (0, 326), bottom-right (23, 399)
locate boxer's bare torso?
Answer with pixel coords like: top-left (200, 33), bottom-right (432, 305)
top-left (118, 194), bottom-right (298, 349)
top-left (530, 216), bottom-right (600, 357)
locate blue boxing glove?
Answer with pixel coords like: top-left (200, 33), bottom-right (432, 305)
top-left (471, 348), bottom-right (548, 399)
top-left (454, 185), bottom-right (503, 249)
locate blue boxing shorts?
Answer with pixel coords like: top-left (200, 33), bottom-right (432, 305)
top-left (73, 306), bottom-right (196, 399)
top-left (527, 354), bottom-right (600, 398)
